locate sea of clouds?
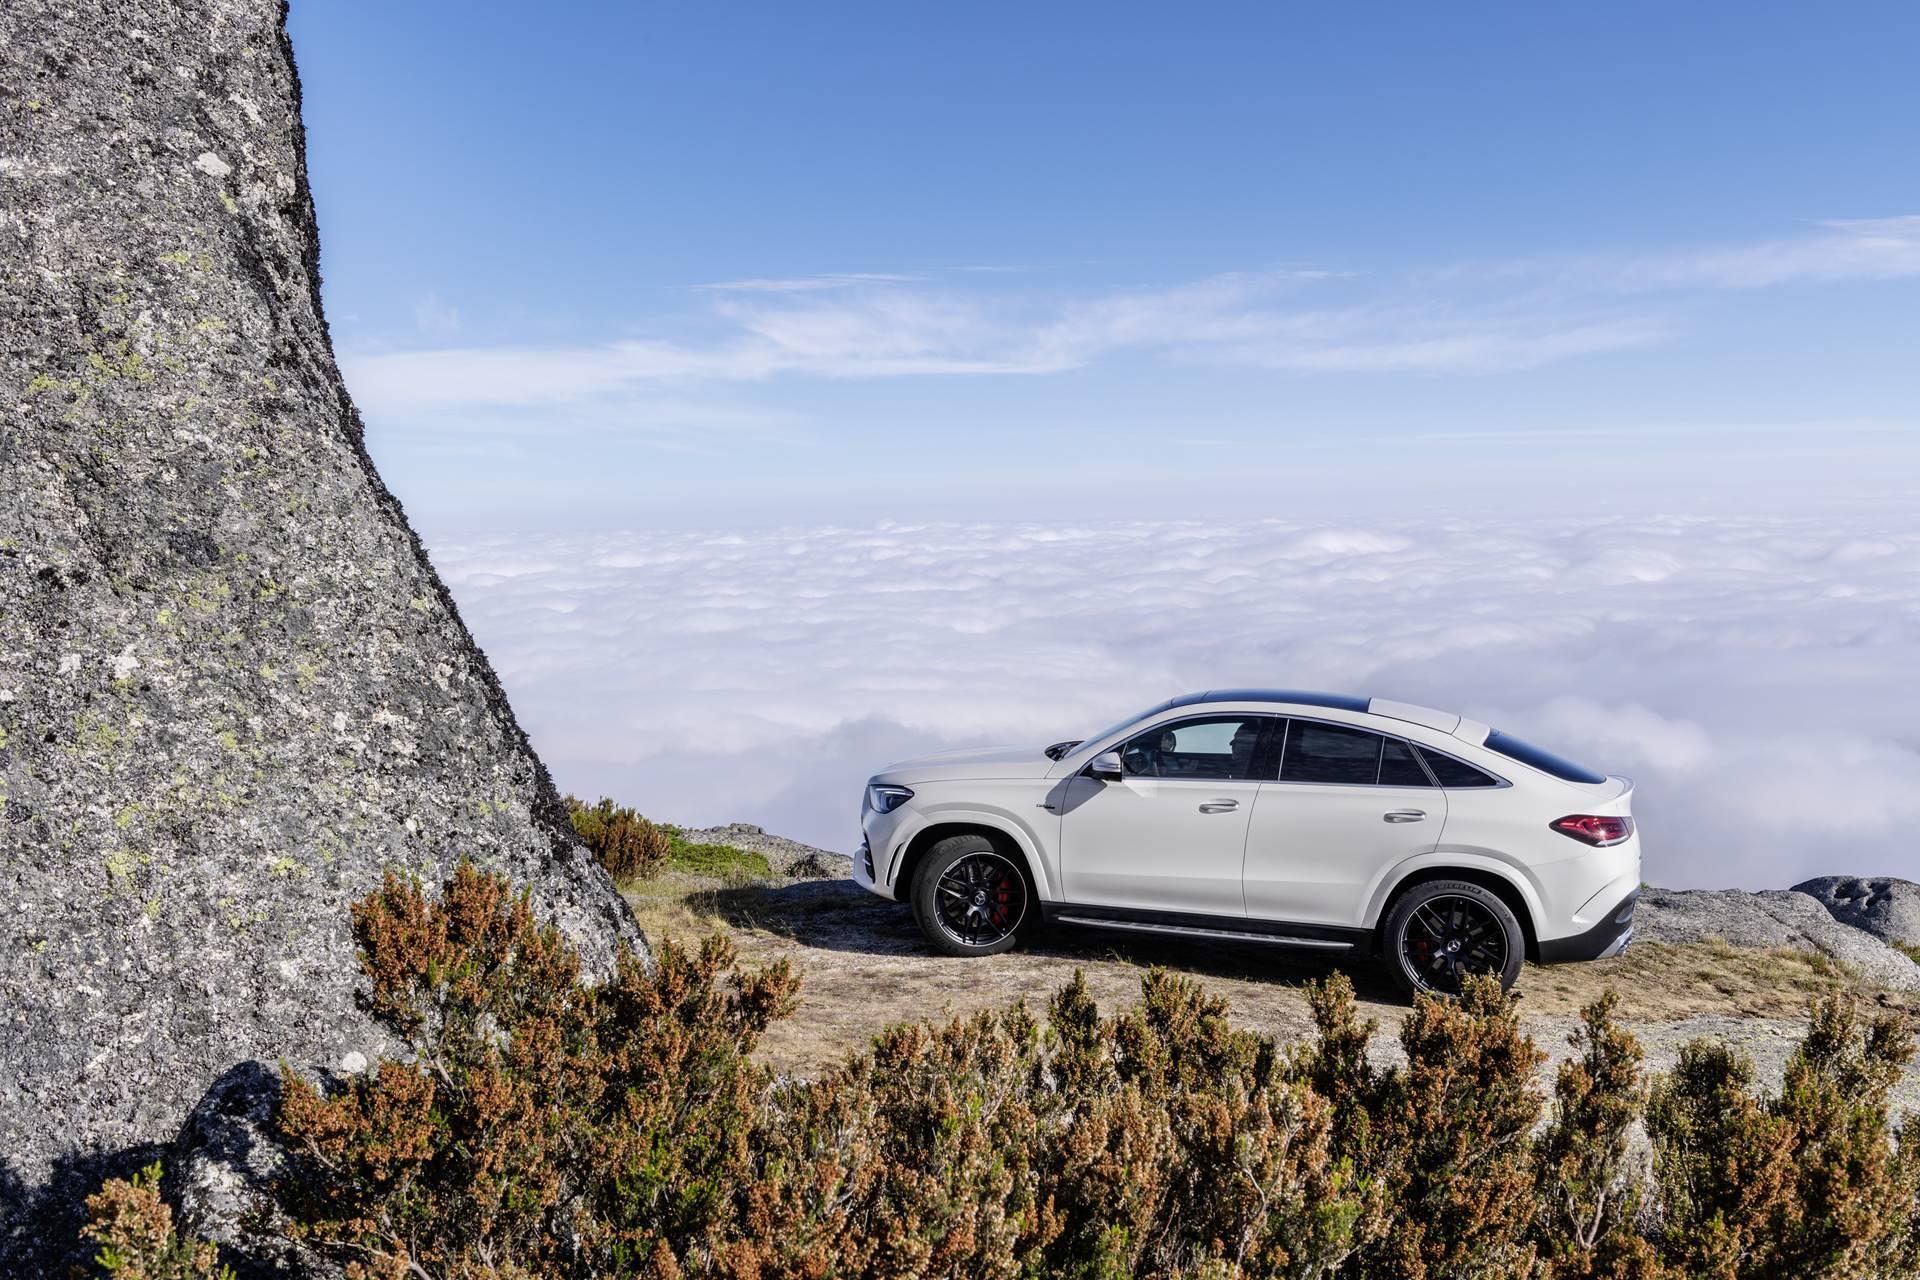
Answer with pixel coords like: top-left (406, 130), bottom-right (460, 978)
top-left (430, 512), bottom-right (1920, 890)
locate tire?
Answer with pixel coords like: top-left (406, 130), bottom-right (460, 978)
top-left (910, 834), bottom-right (1033, 957)
top-left (1384, 879), bottom-right (1525, 998)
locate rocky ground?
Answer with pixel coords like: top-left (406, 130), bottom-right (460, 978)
top-left (625, 845), bottom-right (1920, 1117)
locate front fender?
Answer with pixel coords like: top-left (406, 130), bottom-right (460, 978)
top-left (884, 802), bottom-right (1059, 900)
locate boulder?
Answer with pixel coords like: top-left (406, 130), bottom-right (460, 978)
top-left (1637, 887), bottom-right (1920, 991)
top-left (0, 0), bottom-right (642, 1260)
top-left (1792, 876), bottom-right (1920, 949)
top-left (168, 1061), bottom-right (340, 1279)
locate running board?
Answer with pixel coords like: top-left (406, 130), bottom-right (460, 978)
top-left (1052, 914), bottom-right (1357, 950)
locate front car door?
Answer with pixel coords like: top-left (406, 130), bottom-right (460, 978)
top-left (1242, 718), bottom-right (1446, 927)
top-left (1057, 714), bottom-right (1275, 916)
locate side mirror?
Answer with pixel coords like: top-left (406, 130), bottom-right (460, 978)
top-left (1089, 750), bottom-right (1124, 780)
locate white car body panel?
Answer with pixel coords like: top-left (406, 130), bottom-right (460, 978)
top-left (1243, 780), bottom-right (1447, 928)
top-left (858, 690), bottom-right (1641, 964)
top-left (1055, 772), bottom-right (1257, 915)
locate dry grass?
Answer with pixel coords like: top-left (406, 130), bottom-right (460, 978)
top-left (624, 872), bottom-right (1917, 1078)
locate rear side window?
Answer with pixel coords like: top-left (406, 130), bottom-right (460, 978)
top-left (1484, 730), bottom-right (1607, 784)
top-left (1378, 738), bottom-right (1433, 787)
top-left (1281, 721), bottom-right (1383, 785)
top-left (1414, 746), bottom-right (1499, 788)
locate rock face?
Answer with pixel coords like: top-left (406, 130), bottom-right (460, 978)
top-left (1637, 887), bottom-right (1920, 992)
top-left (0, 0), bottom-right (642, 1254)
top-left (1793, 876), bottom-right (1920, 949)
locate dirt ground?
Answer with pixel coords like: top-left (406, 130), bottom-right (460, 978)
top-left (625, 869), bottom-right (1920, 1113)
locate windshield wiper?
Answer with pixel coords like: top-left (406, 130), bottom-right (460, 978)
top-left (1044, 740), bottom-right (1084, 761)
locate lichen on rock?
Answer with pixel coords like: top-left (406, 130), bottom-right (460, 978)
top-left (0, 0), bottom-right (642, 1260)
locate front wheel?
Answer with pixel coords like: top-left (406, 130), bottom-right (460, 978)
top-left (911, 835), bottom-right (1032, 957)
top-left (1385, 880), bottom-right (1524, 998)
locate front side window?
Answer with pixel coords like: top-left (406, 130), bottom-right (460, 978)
top-left (1281, 720), bottom-right (1385, 785)
top-left (1120, 716), bottom-right (1268, 780)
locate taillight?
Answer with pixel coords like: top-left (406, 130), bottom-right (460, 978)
top-left (1550, 814), bottom-right (1635, 847)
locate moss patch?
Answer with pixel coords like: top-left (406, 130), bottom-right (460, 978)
top-left (661, 828), bottom-right (773, 880)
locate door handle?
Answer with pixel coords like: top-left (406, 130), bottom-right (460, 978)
top-left (1382, 809), bottom-right (1426, 823)
top-left (1198, 799), bottom-right (1240, 813)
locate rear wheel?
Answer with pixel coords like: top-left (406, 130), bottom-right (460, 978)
top-left (911, 834), bottom-right (1031, 957)
top-left (1385, 880), bottom-right (1524, 997)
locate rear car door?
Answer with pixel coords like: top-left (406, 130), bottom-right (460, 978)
top-left (1057, 714), bottom-right (1275, 916)
top-left (1242, 720), bottom-right (1446, 928)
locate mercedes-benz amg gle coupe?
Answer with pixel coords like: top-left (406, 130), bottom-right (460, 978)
top-left (854, 690), bottom-right (1639, 996)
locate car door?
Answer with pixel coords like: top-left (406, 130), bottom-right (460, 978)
top-left (1242, 719), bottom-right (1446, 928)
top-left (1056, 714), bottom-right (1274, 916)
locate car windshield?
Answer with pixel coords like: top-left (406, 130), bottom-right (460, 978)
top-left (1073, 698), bottom-right (1181, 755)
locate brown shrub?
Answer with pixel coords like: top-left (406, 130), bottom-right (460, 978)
top-left (85, 865), bottom-right (1920, 1280)
top-left (80, 1163), bottom-right (232, 1279)
top-left (565, 794), bottom-right (673, 881)
top-left (276, 863), bottom-right (797, 1278)
top-left (1647, 994), bottom-right (1919, 1280)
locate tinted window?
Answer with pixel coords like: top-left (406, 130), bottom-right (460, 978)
top-left (1484, 730), bottom-right (1608, 785)
top-left (1281, 721), bottom-right (1383, 785)
top-left (1120, 716), bottom-right (1267, 780)
top-left (1378, 738), bottom-right (1433, 787)
top-left (1414, 746), bottom-right (1499, 788)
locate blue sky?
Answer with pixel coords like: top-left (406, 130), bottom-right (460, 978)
top-left (288, 1), bottom-right (1920, 534)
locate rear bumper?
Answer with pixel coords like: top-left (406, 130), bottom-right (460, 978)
top-left (1537, 887), bottom-right (1638, 963)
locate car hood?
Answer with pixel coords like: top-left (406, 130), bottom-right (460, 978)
top-left (873, 744), bottom-right (1055, 784)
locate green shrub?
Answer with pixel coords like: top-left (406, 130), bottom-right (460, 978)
top-left (81, 1163), bottom-right (232, 1279)
top-left (565, 794), bottom-right (673, 881)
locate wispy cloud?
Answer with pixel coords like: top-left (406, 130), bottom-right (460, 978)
top-left (412, 293), bottom-right (461, 337)
top-left (342, 217), bottom-right (1920, 421)
top-left (694, 272), bottom-right (926, 293)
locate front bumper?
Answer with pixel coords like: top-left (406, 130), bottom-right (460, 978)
top-left (1537, 887), bottom-right (1638, 964)
top-left (852, 836), bottom-right (880, 892)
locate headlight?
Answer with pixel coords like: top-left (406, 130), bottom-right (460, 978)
top-left (866, 784), bottom-right (914, 814)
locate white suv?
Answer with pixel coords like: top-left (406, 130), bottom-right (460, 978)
top-left (854, 690), bottom-right (1640, 996)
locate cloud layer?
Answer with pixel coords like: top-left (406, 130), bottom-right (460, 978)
top-left (430, 512), bottom-right (1920, 890)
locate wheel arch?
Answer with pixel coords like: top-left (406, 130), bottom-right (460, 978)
top-left (1372, 865), bottom-right (1541, 963)
top-left (894, 819), bottom-right (1049, 904)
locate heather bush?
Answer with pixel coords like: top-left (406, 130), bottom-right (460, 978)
top-left (565, 794), bottom-right (673, 881)
top-left (1294, 971), bottom-right (1547, 1279)
top-left (1647, 994), bottom-right (1918, 1280)
top-left (1530, 992), bottom-right (1659, 1280)
top-left (276, 864), bottom-right (798, 1277)
top-left (80, 1163), bottom-right (232, 1279)
top-left (88, 866), bottom-right (1920, 1279)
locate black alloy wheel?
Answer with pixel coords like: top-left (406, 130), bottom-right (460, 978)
top-left (934, 852), bottom-right (1026, 946)
top-left (911, 834), bottom-right (1032, 957)
top-left (1386, 880), bottom-right (1524, 997)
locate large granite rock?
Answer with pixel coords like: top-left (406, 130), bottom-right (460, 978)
top-left (1638, 887), bottom-right (1920, 992)
top-left (0, 0), bottom-right (642, 1256)
top-left (1792, 876), bottom-right (1920, 949)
